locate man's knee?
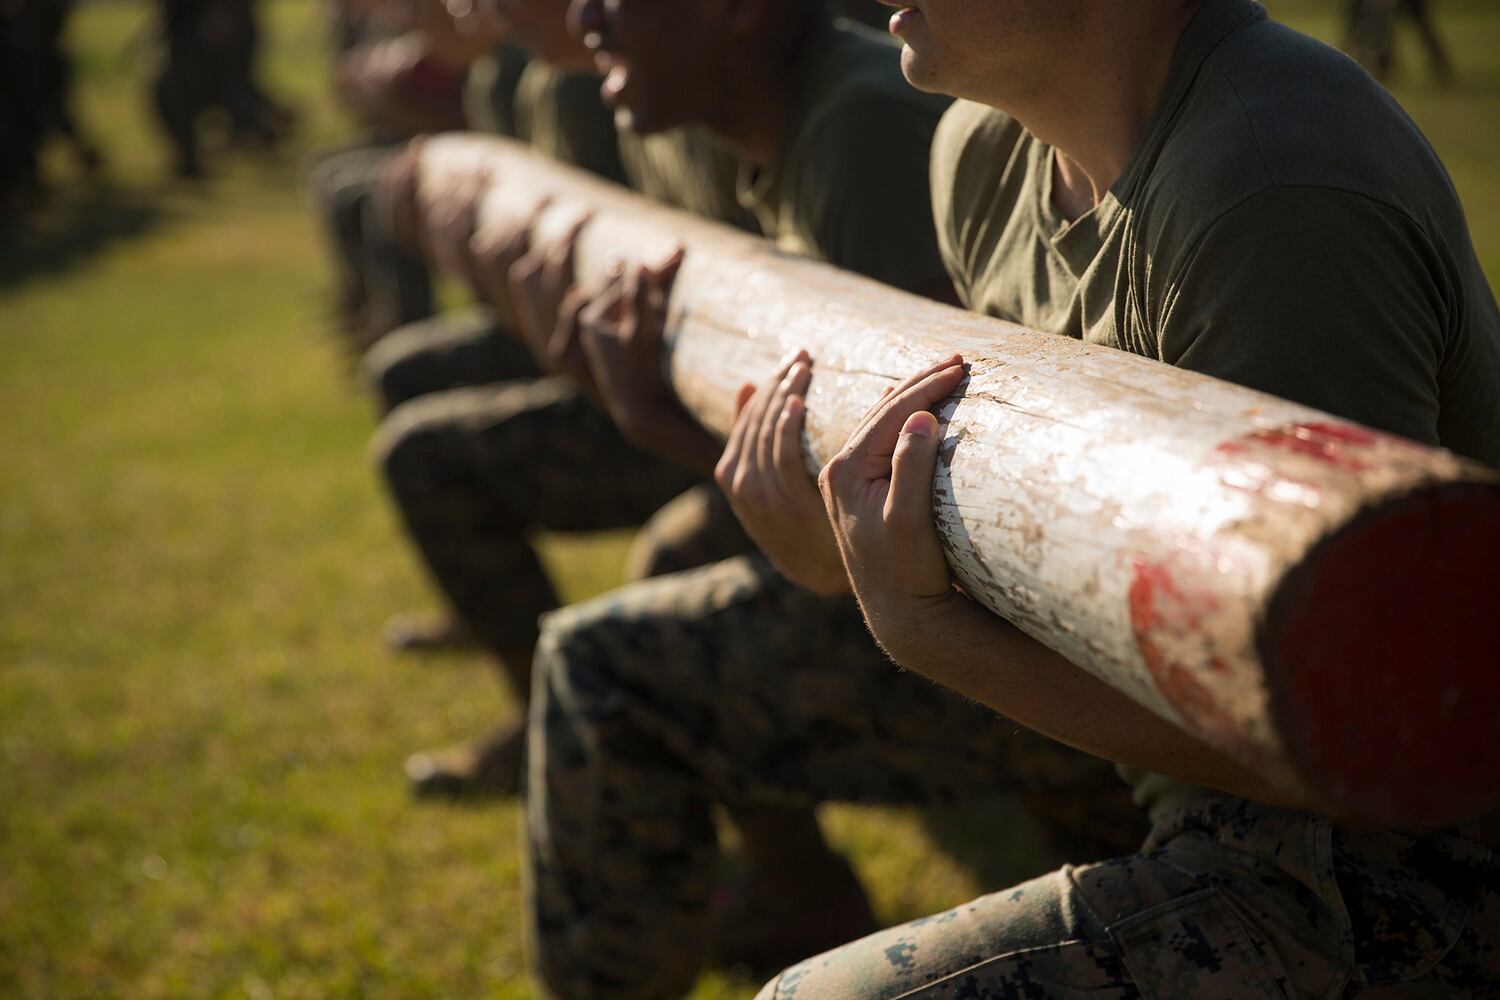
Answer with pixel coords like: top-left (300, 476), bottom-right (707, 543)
top-left (369, 393), bottom-right (467, 496)
top-left (358, 319), bottom-right (439, 411)
top-left (530, 586), bottom-right (695, 745)
top-left (624, 485), bottom-right (752, 582)
top-left (359, 307), bottom-right (515, 411)
top-left (533, 600), bottom-right (638, 717)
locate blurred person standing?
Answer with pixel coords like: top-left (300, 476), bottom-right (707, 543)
top-left (1, 0), bottom-right (100, 217)
top-left (216, 0), bottom-right (296, 150)
top-left (1345, 0), bottom-right (1453, 82)
top-left (34, 0), bottom-right (104, 180)
top-left (152, 0), bottom-right (224, 177)
top-left (1, 0), bottom-right (45, 214)
top-left (151, 0), bottom-right (295, 179)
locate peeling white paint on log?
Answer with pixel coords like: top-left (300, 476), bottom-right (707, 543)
top-left (419, 134), bottom-right (1500, 826)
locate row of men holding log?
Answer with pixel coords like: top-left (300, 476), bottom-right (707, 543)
top-left (312, 0), bottom-right (1500, 996)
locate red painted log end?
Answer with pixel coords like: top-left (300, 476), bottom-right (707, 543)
top-left (1267, 481), bottom-right (1500, 828)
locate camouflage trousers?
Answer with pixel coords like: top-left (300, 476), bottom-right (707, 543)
top-left (306, 142), bottom-right (433, 356)
top-left (359, 303), bottom-right (540, 414)
top-left (756, 795), bottom-right (1499, 999)
top-left (372, 374), bottom-right (738, 663)
top-left (525, 553), bottom-right (1144, 1000)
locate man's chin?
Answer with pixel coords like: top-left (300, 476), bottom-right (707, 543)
top-left (898, 45), bottom-right (945, 94)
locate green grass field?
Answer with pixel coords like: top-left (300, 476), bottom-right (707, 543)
top-left (3, 3), bottom-right (1498, 997)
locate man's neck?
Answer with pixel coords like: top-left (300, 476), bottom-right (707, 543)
top-left (1004, 5), bottom-right (1198, 221)
top-left (706, 21), bottom-right (824, 170)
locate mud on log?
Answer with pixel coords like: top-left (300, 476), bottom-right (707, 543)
top-left (418, 133), bottom-right (1500, 828)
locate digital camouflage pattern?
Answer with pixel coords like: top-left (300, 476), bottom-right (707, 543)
top-left (622, 482), bottom-right (752, 583)
top-left (525, 552), bottom-right (1146, 1000)
top-left (372, 375), bottom-right (712, 663)
top-left (754, 796), bottom-right (1497, 999)
top-left (359, 303), bottom-right (540, 413)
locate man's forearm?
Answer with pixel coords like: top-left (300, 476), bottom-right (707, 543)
top-left (862, 589), bottom-right (1317, 812)
top-left (619, 408), bottom-right (723, 475)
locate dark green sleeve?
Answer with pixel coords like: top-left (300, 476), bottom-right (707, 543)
top-left (513, 66), bottom-right (626, 186)
top-left (1158, 186), bottom-right (1448, 444)
top-left (463, 44), bottom-right (529, 137)
top-left (620, 129), bottom-right (760, 233)
top-left (545, 72), bottom-right (626, 186)
top-left (928, 100), bottom-right (1024, 309)
top-left (794, 99), bottom-right (952, 298)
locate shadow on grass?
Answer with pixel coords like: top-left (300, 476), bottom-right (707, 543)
top-left (920, 789), bottom-right (1154, 899)
top-left (918, 796), bottom-right (1057, 891)
top-left (0, 184), bottom-right (174, 291)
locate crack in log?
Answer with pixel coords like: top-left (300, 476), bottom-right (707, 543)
top-left (825, 366), bottom-right (901, 381)
top-left (960, 390), bottom-right (1089, 431)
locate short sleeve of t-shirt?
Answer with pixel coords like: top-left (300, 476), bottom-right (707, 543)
top-left (929, 100), bottom-right (1027, 310)
top-left (1158, 185), bottom-right (1448, 446)
top-left (619, 129), bottom-right (761, 233)
top-left (463, 44), bottom-right (529, 137)
top-left (790, 96), bottom-right (951, 297)
top-left (513, 65), bottom-right (626, 185)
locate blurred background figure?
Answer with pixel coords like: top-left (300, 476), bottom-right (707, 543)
top-left (1345, 0), bottom-right (1454, 83)
top-left (1, 0), bottom-right (46, 217)
top-left (330, 0), bottom-right (470, 143)
top-left (33, 0), bottom-right (105, 178)
top-left (306, 0), bottom-right (489, 354)
top-left (1, 0), bottom-right (103, 219)
top-left (151, 0), bottom-right (296, 179)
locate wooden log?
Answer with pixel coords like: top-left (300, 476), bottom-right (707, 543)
top-left (420, 133), bottom-right (1500, 828)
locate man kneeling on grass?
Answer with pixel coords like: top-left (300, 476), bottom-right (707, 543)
top-left (747, 0), bottom-right (1500, 995)
top-left (529, 0), bottom-right (1500, 997)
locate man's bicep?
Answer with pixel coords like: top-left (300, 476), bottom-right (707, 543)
top-left (1159, 187), bottom-right (1446, 444)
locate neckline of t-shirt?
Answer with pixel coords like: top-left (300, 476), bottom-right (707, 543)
top-left (732, 21), bottom-right (848, 223)
top-left (1030, 0), bottom-right (1265, 271)
top-left (1033, 144), bottom-right (1125, 272)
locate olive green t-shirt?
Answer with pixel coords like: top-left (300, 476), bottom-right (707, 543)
top-left (512, 62), bottom-right (627, 185)
top-left (930, 0), bottom-right (1500, 817)
top-left (618, 128), bottom-right (761, 234)
top-left (462, 43), bottom-right (529, 138)
top-left (736, 21), bottom-right (953, 294)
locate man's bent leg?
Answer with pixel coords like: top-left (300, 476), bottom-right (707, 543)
top-left (373, 379), bottom-right (701, 796)
top-left (359, 303), bottom-right (540, 414)
top-left (756, 834), bottom-right (1307, 1000)
top-left (525, 555), bottom-right (1134, 999)
top-left (758, 798), bottom-right (1500, 999)
top-left (373, 377), bottom-right (702, 668)
top-left (622, 483), bottom-right (754, 583)
top-left (754, 867), bottom-right (1133, 1000)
